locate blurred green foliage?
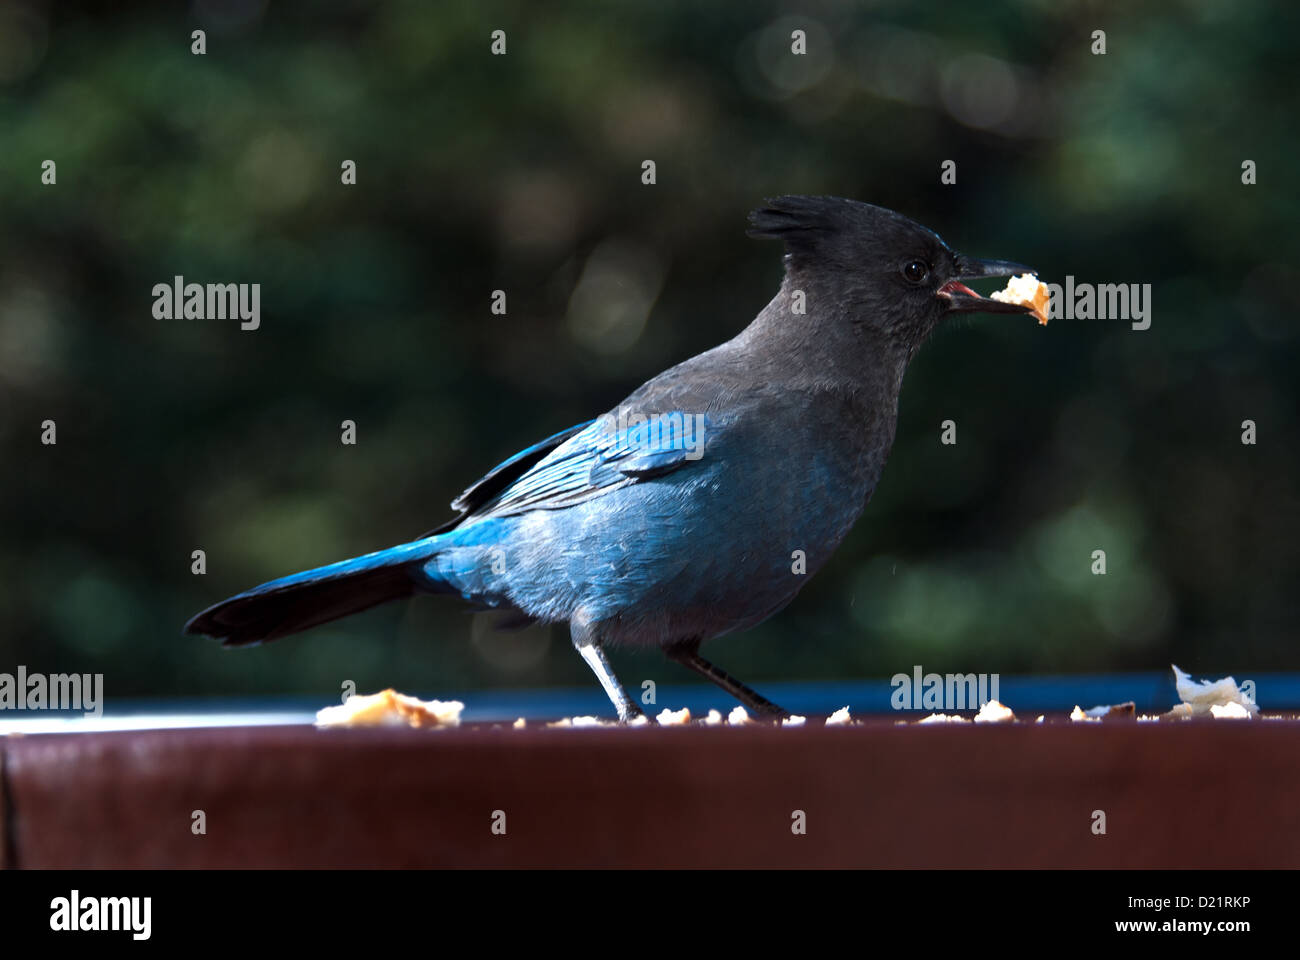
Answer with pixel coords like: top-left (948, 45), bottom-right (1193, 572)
top-left (0, 0), bottom-right (1296, 700)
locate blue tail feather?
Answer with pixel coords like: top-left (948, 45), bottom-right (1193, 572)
top-left (184, 536), bottom-right (449, 646)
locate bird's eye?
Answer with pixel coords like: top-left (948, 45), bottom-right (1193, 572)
top-left (902, 260), bottom-right (929, 284)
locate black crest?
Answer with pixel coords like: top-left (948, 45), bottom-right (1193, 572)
top-left (747, 195), bottom-right (850, 249)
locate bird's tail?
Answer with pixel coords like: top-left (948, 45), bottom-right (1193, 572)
top-left (183, 537), bottom-right (449, 647)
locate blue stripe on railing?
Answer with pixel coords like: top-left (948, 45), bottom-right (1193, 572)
top-left (2, 671), bottom-right (1293, 731)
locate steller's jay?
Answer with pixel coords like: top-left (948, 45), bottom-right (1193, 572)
top-left (186, 196), bottom-right (1035, 721)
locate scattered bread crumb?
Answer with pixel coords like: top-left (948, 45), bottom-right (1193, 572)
top-left (825, 706), bottom-right (853, 726)
top-left (319, 681), bottom-right (1281, 731)
top-left (917, 713), bottom-right (969, 724)
top-left (1210, 701), bottom-right (1253, 720)
top-left (1069, 705), bottom-right (1101, 723)
top-left (1081, 701), bottom-right (1137, 719)
top-left (656, 707), bottom-right (691, 726)
top-left (974, 699), bottom-right (1015, 723)
top-left (315, 689), bottom-right (464, 729)
top-left (546, 716), bottom-right (614, 727)
top-left (1172, 664), bottom-right (1258, 717)
top-left (990, 273), bottom-right (1050, 325)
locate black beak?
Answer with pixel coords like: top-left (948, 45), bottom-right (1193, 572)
top-left (939, 254), bottom-right (1038, 314)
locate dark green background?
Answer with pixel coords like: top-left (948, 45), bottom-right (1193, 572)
top-left (1, 0), bottom-right (1295, 701)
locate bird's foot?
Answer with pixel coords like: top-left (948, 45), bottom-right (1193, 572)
top-left (750, 701), bottom-right (791, 723)
top-left (616, 703), bottom-right (645, 724)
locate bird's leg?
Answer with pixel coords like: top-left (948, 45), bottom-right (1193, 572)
top-left (570, 618), bottom-right (643, 723)
top-left (664, 639), bottom-right (790, 720)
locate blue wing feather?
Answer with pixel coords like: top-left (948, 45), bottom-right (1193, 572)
top-left (468, 413), bottom-right (710, 520)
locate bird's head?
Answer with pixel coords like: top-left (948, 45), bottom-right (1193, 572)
top-left (748, 195), bottom-right (1035, 352)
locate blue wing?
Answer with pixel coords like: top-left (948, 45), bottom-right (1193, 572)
top-left (422, 420), bottom-right (593, 536)
top-left (460, 412), bottom-right (711, 522)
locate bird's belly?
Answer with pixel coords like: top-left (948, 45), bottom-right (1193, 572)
top-left (492, 456), bottom-right (870, 646)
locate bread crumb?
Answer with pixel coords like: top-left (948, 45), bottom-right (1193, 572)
top-left (315, 689), bottom-right (464, 729)
top-left (782, 714), bottom-right (807, 727)
top-left (727, 706), bottom-right (751, 725)
top-left (916, 713), bottom-right (969, 724)
top-left (974, 700), bottom-right (1015, 723)
top-left (1069, 705), bottom-right (1100, 723)
top-left (1080, 701), bottom-right (1137, 720)
top-left (1172, 664), bottom-right (1258, 717)
top-left (990, 273), bottom-right (1050, 325)
top-left (512, 717), bottom-right (526, 729)
top-left (825, 706), bottom-right (853, 725)
top-left (656, 707), bottom-right (691, 726)
top-left (1210, 701), bottom-right (1252, 720)
top-left (703, 709), bottom-right (724, 725)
